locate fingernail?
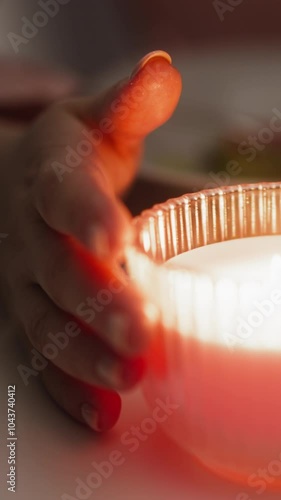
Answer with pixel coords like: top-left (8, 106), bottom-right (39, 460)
top-left (90, 226), bottom-right (110, 259)
top-left (96, 357), bottom-right (124, 389)
top-left (130, 50), bottom-right (172, 79)
top-left (81, 403), bottom-right (101, 432)
top-left (105, 311), bottom-right (150, 355)
top-left (105, 312), bottom-right (130, 353)
top-left (96, 356), bottom-right (143, 389)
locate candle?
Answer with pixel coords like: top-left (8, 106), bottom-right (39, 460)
top-left (126, 183), bottom-right (281, 488)
top-left (165, 235), bottom-right (281, 351)
top-left (158, 235), bottom-right (281, 485)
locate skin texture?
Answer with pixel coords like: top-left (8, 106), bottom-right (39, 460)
top-left (0, 52), bottom-right (182, 432)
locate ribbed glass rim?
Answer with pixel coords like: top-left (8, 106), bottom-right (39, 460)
top-left (125, 181), bottom-right (281, 349)
top-left (126, 181), bottom-right (281, 281)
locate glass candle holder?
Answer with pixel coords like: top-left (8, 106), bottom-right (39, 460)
top-left (126, 182), bottom-right (281, 487)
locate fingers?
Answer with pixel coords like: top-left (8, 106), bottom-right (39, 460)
top-left (33, 141), bottom-right (131, 257)
top-left (62, 50), bottom-right (182, 192)
top-left (69, 50), bottom-right (181, 138)
top-left (25, 220), bottom-right (158, 357)
top-left (28, 50), bottom-right (181, 256)
top-left (16, 284), bottom-right (145, 390)
top-left (41, 362), bottom-right (122, 432)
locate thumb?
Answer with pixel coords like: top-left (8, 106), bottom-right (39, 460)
top-left (64, 50), bottom-right (182, 192)
top-left (29, 52), bottom-right (181, 258)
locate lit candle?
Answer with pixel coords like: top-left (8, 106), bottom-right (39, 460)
top-left (166, 235), bottom-right (281, 351)
top-left (127, 183), bottom-right (281, 487)
top-left (161, 236), bottom-right (281, 485)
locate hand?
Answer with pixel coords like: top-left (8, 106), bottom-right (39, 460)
top-left (0, 51), bottom-right (182, 431)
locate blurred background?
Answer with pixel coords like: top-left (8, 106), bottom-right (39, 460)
top-left (1, 0), bottom-right (281, 211)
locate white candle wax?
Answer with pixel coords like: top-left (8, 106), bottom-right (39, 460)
top-left (166, 235), bottom-right (281, 283)
top-left (142, 234), bottom-right (281, 485)
top-left (164, 235), bottom-right (281, 351)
